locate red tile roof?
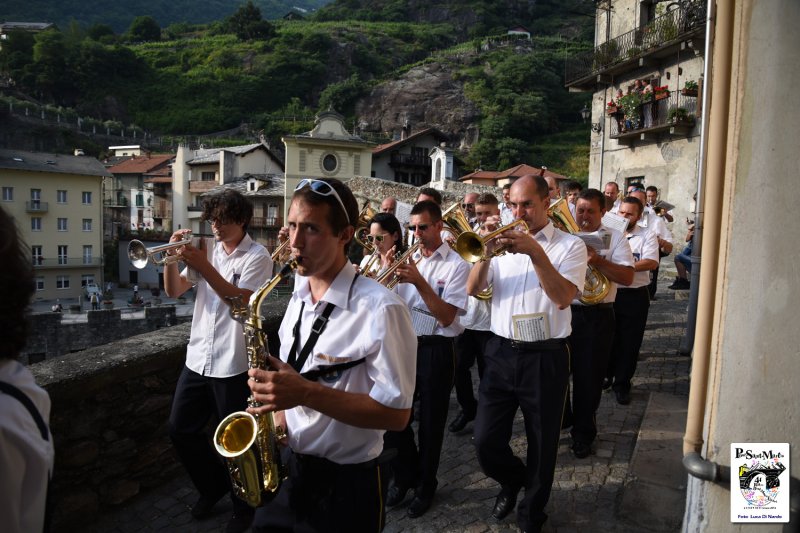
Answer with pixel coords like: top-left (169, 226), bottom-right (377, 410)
top-left (460, 164), bottom-right (569, 182)
top-left (108, 154), bottom-right (174, 174)
top-left (373, 128), bottom-right (447, 155)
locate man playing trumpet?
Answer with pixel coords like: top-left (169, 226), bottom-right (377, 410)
top-left (467, 175), bottom-right (588, 533)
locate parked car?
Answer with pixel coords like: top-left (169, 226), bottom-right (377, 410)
top-left (83, 283), bottom-right (103, 301)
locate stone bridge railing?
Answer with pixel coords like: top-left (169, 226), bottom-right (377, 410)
top-left (30, 295), bottom-right (290, 529)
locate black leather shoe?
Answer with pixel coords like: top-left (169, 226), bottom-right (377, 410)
top-left (448, 410), bottom-right (475, 433)
top-left (226, 508), bottom-right (255, 533)
top-left (386, 483), bottom-right (410, 507)
top-left (572, 441), bottom-right (592, 458)
top-left (407, 495), bottom-right (433, 518)
top-left (190, 493), bottom-right (225, 519)
top-left (491, 485), bottom-right (520, 520)
top-left (615, 389), bottom-right (631, 405)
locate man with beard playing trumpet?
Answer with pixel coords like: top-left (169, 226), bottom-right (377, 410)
top-left (467, 175), bottom-right (587, 533)
top-left (245, 178), bottom-right (417, 533)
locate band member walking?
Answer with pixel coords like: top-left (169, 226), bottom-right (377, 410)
top-left (164, 189), bottom-right (272, 533)
top-left (467, 175), bottom-right (588, 533)
top-left (246, 178), bottom-right (417, 532)
top-left (565, 189), bottom-right (634, 458)
top-left (385, 200), bottom-right (470, 518)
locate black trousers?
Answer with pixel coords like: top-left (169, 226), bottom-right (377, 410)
top-left (565, 304), bottom-right (615, 444)
top-left (384, 336), bottom-right (455, 498)
top-left (252, 449), bottom-right (389, 533)
top-left (473, 335), bottom-right (570, 532)
top-left (648, 250), bottom-right (669, 298)
top-left (453, 328), bottom-right (492, 418)
top-left (607, 287), bottom-right (651, 393)
top-left (168, 365), bottom-right (250, 511)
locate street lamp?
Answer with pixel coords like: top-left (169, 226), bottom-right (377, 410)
top-left (581, 105), bottom-right (590, 123)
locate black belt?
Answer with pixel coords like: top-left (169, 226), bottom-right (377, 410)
top-left (417, 335), bottom-right (454, 346)
top-left (497, 336), bottom-right (566, 351)
top-left (617, 286), bottom-right (649, 293)
top-left (571, 303), bottom-right (614, 311)
top-left (293, 448), bottom-right (395, 471)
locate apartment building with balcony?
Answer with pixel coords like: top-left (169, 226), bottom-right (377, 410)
top-left (105, 153), bottom-right (174, 239)
top-left (0, 148), bottom-right (110, 301)
top-left (371, 127), bottom-right (451, 185)
top-left (172, 142), bottom-right (284, 234)
top-left (566, 0), bottom-right (707, 238)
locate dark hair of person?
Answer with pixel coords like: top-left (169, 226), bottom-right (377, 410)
top-left (621, 196), bottom-right (644, 215)
top-left (476, 192), bottom-right (499, 206)
top-left (201, 189), bottom-right (253, 231)
top-left (502, 183), bottom-right (512, 191)
top-left (565, 180), bottom-right (583, 192)
top-left (292, 177), bottom-right (359, 247)
top-left (410, 200), bottom-right (442, 222)
top-left (369, 212), bottom-right (406, 255)
top-left (0, 206), bottom-right (35, 360)
top-left (577, 188), bottom-right (606, 210)
top-left (645, 185), bottom-right (658, 193)
top-left (417, 187), bottom-right (442, 206)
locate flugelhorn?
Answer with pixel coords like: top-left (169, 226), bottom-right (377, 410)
top-left (547, 198), bottom-right (610, 305)
top-left (453, 220), bottom-right (530, 264)
top-left (128, 235), bottom-right (193, 269)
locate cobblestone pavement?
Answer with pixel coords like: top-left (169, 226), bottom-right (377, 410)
top-left (89, 279), bottom-right (691, 533)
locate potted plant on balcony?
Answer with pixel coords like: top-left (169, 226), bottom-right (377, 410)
top-left (606, 100), bottom-right (619, 115)
top-left (681, 80), bottom-right (699, 97)
top-left (617, 93), bottom-right (643, 131)
top-left (668, 107), bottom-right (695, 125)
top-left (654, 85), bottom-right (671, 100)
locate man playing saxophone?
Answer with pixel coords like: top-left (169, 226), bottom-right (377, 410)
top-left (467, 175), bottom-right (587, 533)
top-left (246, 178), bottom-right (417, 533)
top-left (163, 189), bottom-right (272, 533)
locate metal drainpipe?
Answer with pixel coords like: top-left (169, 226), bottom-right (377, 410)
top-left (681, 0), bottom-right (730, 480)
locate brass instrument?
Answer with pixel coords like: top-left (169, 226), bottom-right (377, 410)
top-left (128, 235), bottom-right (193, 269)
top-left (270, 238), bottom-right (292, 264)
top-left (441, 202), bottom-right (494, 300)
top-left (213, 259), bottom-right (298, 507)
top-left (547, 199), bottom-right (611, 305)
top-left (353, 205), bottom-right (377, 251)
top-left (453, 220), bottom-right (530, 264)
top-left (376, 243), bottom-right (422, 289)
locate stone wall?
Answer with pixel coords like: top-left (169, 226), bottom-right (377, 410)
top-left (347, 175), bottom-right (502, 210)
top-left (29, 295), bottom-right (289, 530)
top-left (23, 306), bottom-right (181, 363)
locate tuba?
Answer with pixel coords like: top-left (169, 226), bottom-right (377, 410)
top-left (213, 259), bottom-right (298, 507)
top-left (547, 199), bottom-right (610, 305)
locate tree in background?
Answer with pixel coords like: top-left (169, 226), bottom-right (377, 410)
top-left (226, 1), bottom-right (275, 41)
top-left (128, 16), bottom-right (161, 42)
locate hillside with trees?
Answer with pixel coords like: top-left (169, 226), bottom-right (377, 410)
top-left (0, 0), bottom-right (596, 178)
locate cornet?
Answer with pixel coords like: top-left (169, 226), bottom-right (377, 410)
top-left (454, 220), bottom-right (530, 264)
top-left (128, 235), bottom-right (193, 269)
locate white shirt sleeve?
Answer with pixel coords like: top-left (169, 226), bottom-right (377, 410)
top-left (366, 301), bottom-right (417, 409)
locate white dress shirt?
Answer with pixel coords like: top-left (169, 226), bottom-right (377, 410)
top-left (395, 242), bottom-right (470, 337)
top-left (0, 360), bottom-right (54, 533)
top-left (625, 225), bottom-right (660, 288)
top-left (182, 234), bottom-right (272, 377)
top-left (571, 225), bottom-right (634, 305)
top-left (461, 295), bottom-right (492, 331)
top-left (640, 208), bottom-right (674, 246)
top-left (281, 264), bottom-right (417, 464)
top-left (499, 203), bottom-right (515, 226)
top-left (487, 222), bottom-right (588, 340)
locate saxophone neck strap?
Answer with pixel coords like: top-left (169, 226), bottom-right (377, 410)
top-left (0, 381), bottom-right (50, 441)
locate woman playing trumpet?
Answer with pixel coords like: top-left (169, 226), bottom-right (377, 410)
top-left (357, 212), bottom-right (406, 277)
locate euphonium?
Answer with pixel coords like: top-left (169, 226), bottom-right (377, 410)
top-left (376, 242), bottom-right (422, 289)
top-left (546, 198), bottom-right (611, 305)
top-left (213, 259), bottom-right (298, 507)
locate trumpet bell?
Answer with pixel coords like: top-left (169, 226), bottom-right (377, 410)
top-left (127, 237), bottom-right (191, 269)
top-left (127, 240), bottom-right (150, 269)
top-left (453, 220), bottom-right (529, 264)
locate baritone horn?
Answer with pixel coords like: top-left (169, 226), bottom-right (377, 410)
top-left (454, 220), bottom-right (530, 264)
top-left (127, 235), bottom-right (193, 269)
top-left (546, 199), bottom-right (610, 305)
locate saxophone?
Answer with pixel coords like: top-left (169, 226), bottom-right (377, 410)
top-left (213, 259), bottom-right (298, 507)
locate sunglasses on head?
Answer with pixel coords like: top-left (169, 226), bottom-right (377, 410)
top-left (295, 179), bottom-right (350, 224)
top-left (366, 234), bottom-right (385, 243)
top-left (408, 224), bottom-right (430, 233)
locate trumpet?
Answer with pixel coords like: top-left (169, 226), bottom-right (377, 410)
top-left (376, 243), bottom-right (422, 289)
top-left (453, 220), bottom-right (530, 264)
top-left (270, 239), bottom-right (292, 264)
top-left (128, 235), bottom-right (193, 269)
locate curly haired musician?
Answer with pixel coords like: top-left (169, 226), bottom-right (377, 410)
top-left (246, 178), bottom-right (416, 533)
top-left (164, 189), bottom-right (272, 532)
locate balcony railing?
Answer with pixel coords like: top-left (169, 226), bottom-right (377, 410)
top-left (26, 201), bottom-right (49, 213)
top-left (251, 216), bottom-right (283, 229)
top-left (607, 91), bottom-right (698, 139)
top-left (389, 153), bottom-right (430, 167)
top-left (565, 0), bottom-right (706, 86)
top-left (32, 257), bottom-right (103, 268)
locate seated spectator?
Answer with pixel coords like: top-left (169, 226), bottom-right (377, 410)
top-left (669, 223), bottom-right (694, 290)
